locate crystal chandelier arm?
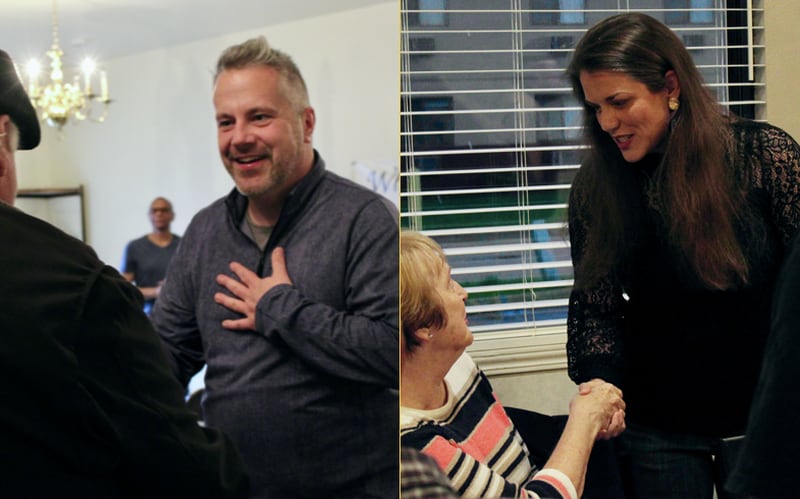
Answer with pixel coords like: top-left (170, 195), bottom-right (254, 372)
top-left (24, 0), bottom-right (112, 131)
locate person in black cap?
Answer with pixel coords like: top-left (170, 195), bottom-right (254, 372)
top-left (0, 50), bottom-right (40, 204)
top-left (0, 49), bottom-right (249, 497)
top-left (0, 51), bottom-right (40, 149)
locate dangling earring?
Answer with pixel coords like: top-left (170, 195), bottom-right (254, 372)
top-left (668, 97), bottom-right (680, 111)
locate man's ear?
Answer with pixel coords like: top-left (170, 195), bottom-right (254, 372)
top-left (302, 106), bottom-right (315, 144)
top-left (0, 115), bottom-right (12, 177)
top-left (0, 114), bottom-right (11, 142)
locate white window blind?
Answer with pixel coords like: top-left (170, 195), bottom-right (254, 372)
top-left (400, 0), bottom-right (765, 335)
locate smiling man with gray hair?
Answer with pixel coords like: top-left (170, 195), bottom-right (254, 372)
top-left (152, 36), bottom-right (399, 498)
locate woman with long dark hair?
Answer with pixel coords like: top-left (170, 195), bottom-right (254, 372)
top-left (566, 12), bottom-right (800, 498)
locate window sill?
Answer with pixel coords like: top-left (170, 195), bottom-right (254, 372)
top-left (467, 326), bottom-right (568, 376)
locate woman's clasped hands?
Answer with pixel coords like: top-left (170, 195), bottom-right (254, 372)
top-left (574, 379), bottom-right (626, 440)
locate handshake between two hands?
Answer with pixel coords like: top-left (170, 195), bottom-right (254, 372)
top-left (574, 378), bottom-right (627, 440)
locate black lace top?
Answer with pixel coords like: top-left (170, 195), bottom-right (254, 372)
top-left (567, 120), bottom-right (800, 437)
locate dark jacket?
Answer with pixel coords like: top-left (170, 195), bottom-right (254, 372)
top-left (153, 152), bottom-right (399, 498)
top-left (727, 231), bottom-right (800, 498)
top-left (0, 202), bottom-right (248, 498)
top-left (567, 121), bottom-right (800, 437)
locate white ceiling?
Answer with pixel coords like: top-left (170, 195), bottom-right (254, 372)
top-left (2, 0), bottom-right (393, 63)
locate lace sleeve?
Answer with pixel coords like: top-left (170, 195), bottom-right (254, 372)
top-left (750, 124), bottom-right (800, 245)
top-left (566, 180), bottom-right (626, 386)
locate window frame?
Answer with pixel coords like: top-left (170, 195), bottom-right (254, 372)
top-left (401, 0), bottom-right (765, 375)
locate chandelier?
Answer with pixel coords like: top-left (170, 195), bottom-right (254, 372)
top-left (23, 1), bottom-right (111, 131)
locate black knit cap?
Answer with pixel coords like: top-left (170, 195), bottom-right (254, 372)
top-left (0, 50), bottom-right (41, 150)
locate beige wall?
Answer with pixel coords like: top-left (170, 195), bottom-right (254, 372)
top-left (764, 0), bottom-right (800, 137)
top-left (491, 1), bottom-right (800, 415)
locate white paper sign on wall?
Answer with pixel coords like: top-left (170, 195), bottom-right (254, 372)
top-left (352, 159), bottom-right (398, 207)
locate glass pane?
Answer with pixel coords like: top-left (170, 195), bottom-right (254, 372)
top-left (401, 0), bottom-right (746, 333)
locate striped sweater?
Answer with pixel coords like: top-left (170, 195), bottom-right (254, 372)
top-left (401, 354), bottom-right (577, 499)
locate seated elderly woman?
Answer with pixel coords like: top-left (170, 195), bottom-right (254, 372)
top-left (400, 231), bottom-right (626, 499)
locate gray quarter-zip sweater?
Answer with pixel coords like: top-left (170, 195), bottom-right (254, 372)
top-left (153, 152), bottom-right (398, 498)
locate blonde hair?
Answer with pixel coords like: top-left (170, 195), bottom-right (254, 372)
top-left (400, 231), bottom-right (448, 353)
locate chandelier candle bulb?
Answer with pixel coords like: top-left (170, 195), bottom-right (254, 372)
top-left (25, 61), bottom-right (40, 96)
top-left (81, 58), bottom-right (95, 94)
top-left (100, 70), bottom-right (108, 101)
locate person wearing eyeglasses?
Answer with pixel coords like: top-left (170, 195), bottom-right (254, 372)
top-left (121, 196), bottom-right (181, 315)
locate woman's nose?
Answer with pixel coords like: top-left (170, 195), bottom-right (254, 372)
top-left (456, 281), bottom-right (468, 300)
top-left (597, 109), bottom-right (619, 132)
